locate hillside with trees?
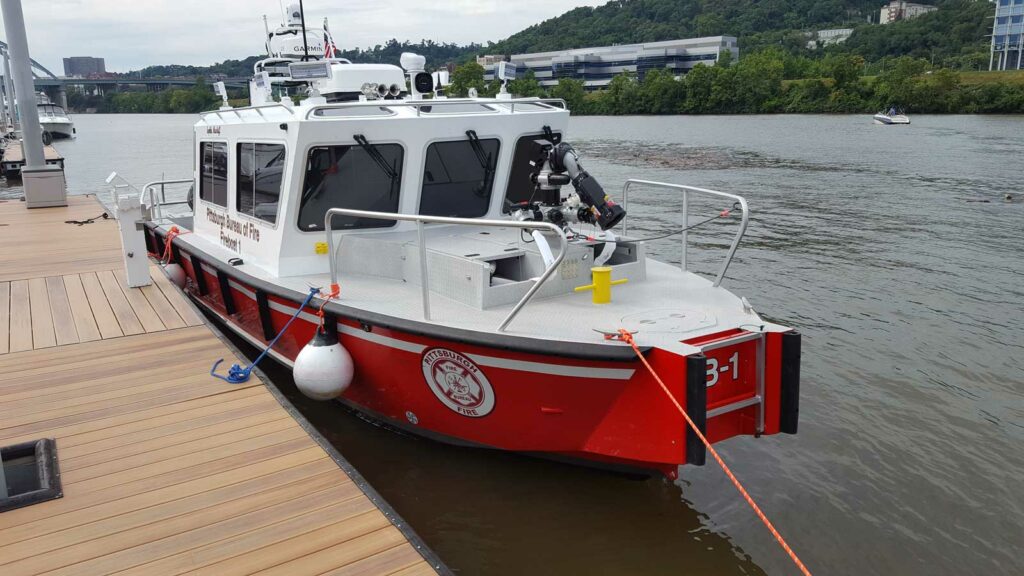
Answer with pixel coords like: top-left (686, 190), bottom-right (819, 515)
top-left (94, 0), bottom-right (1021, 114)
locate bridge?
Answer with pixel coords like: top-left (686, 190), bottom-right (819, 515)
top-left (0, 40), bottom-right (249, 105)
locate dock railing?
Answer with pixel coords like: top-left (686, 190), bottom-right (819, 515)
top-left (324, 208), bottom-right (567, 332)
top-left (304, 98), bottom-right (567, 120)
top-left (620, 180), bottom-right (749, 288)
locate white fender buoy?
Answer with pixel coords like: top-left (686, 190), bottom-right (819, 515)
top-left (164, 263), bottom-right (187, 289)
top-left (293, 329), bottom-right (353, 400)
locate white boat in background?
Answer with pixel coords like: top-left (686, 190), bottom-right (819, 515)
top-left (36, 93), bottom-right (75, 139)
top-left (874, 108), bottom-right (910, 125)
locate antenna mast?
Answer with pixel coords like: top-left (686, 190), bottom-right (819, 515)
top-left (298, 0), bottom-right (310, 61)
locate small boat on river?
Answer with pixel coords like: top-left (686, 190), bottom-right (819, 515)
top-left (125, 4), bottom-right (801, 478)
top-left (874, 107), bottom-right (910, 125)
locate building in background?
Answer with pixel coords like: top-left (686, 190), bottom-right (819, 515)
top-left (807, 28), bottom-right (854, 49)
top-left (62, 56), bottom-right (106, 78)
top-left (482, 37), bottom-right (738, 90)
top-left (990, 0), bottom-right (1023, 71)
top-left (879, 1), bottom-right (937, 24)
top-left (475, 55), bottom-right (505, 67)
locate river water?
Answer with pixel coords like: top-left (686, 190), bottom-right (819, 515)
top-left (7, 113), bottom-right (1021, 575)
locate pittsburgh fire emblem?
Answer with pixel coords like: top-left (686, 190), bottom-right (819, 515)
top-left (421, 348), bottom-right (495, 417)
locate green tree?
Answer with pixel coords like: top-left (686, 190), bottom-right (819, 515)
top-left (448, 62), bottom-right (487, 98)
top-left (549, 78), bottom-right (587, 113)
top-left (639, 68), bottom-right (685, 114)
top-left (823, 54), bottom-right (865, 91)
top-left (508, 70), bottom-right (545, 98)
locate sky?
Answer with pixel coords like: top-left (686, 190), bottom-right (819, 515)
top-left (0, 0), bottom-right (606, 75)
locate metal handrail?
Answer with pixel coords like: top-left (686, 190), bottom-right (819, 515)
top-left (324, 208), bottom-right (567, 332)
top-left (620, 179), bottom-right (749, 288)
top-left (199, 102), bottom-right (290, 122)
top-left (141, 178), bottom-right (192, 220)
top-left (304, 97), bottom-right (567, 120)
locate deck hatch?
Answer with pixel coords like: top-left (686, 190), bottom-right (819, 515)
top-left (1, 439), bottom-right (62, 513)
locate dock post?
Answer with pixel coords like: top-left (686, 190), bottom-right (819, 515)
top-left (1, 0), bottom-right (67, 208)
top-left (2, 48), bottom-right (17, 131)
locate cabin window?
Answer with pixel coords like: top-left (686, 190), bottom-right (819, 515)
top-left (503, 132), bottom-right (561, 212)
top-left (298, 143), bottom-right (404, 231)
top-left (236, 143), bottom-right (285, 225)
top-left (199, 141), bottom-right (228, 207)
top-left (419, 137), bottom-right (500, 218)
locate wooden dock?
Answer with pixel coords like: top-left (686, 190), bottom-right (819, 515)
top-left (1, 143), bottom-right (65, 177)
top-left (0, 196), bottom-right (442, 575)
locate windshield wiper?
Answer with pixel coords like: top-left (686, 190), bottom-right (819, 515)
top-left (465, 130), bottom-right (495, 196)
top-left (353, 135), bottom-right (398, 180)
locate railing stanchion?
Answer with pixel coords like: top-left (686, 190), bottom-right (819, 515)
top-left (619, 179), bottom-right (748, 286)
top-left (417, 220), bottom-right (431, 321)
top-left (681, 189), bottom-right (689, 272)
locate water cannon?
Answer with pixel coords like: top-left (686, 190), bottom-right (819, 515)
top-left (525, 140), bottom-right (626, 231)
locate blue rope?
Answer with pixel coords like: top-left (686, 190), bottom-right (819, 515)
top-left (211, 287), bottom-right (320, 384)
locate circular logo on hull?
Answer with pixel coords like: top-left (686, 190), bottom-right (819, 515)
top-left (421, 348), bottom-right (494, 417)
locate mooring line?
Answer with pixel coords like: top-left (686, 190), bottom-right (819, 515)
top-left (614, 328), bottom-right (812, 576)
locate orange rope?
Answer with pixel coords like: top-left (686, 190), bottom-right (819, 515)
top-left (616, 329), bottom-right (812, 576)
top-left (316, 283), bottom-right (341, 330)
top-left (158, 226), bottom-right (188, 264)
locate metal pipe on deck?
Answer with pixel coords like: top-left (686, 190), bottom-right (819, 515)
top-left (1, 0), bottom-right (44, 167)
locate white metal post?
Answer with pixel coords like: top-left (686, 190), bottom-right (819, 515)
top-left (2, 0), bottom-right (66, 208)
top-left (113, 189), bottom-right (152, 288)
top-left (417, 221), bottom-right (431, 320)
top-left (1, 49), bottom-right (16, 131)
top-left (681, 190), bottom-right (689, 272)
top-left (1, 0), bottom-right (43, 166)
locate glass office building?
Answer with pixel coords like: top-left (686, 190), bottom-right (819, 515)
top-left (483, 37), bottom-right (739, 90)
top-left (991, 0), bottom-right (1024, 71)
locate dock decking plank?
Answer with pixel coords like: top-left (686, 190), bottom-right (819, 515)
top-left (254, 526), bottom-right (409, 576)
top-left (0, 281), bottom-right (9, 354)
top-left (111, 272), bottom-right (166, 333)
top-left (140, 282), bottom-right (187, 329)
top-left (62, 273), bottom-right (102, 342)
top-left (318, 542), bottom-right (426, 576)
top-left (9, 279), bottom-right (33, 352)
top-left (79, 271), bottom-right (124, 339)
top-left (150, 264), bottom-right (204, 326)
top-left (109, 496), bottom-right (380, 576)
top-left (46, 275), bottom-right (81, 346)
top-left (0, 467), bottom-right (341, 571)
top-left (96, 269), bottom-right (145, 335)
top-left (28, 276), bottom-right (57, 349)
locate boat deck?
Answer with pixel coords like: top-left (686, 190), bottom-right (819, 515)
top-left (0, 196), bottom-right (441, 575)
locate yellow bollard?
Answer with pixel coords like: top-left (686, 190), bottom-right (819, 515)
top-left (575, 266), bottom-right (628, 304)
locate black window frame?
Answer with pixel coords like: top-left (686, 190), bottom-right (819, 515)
top-left (236, 141), bottom-right (286, 226)
top-left (297, 142), bottom-right (405, 233)
top-left (198, 141), bottom-right (229, 208)
top-left (418, 136), bottom-right (501, 219)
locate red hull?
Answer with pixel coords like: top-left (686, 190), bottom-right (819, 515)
top-left (155, 229), bottom-right (798, 478)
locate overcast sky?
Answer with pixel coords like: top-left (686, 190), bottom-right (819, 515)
top-left (0, 0), bottom-right (605, 75)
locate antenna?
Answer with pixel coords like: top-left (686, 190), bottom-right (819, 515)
top-left (298, 0), bottom-right (310, 61)
top-left (263, 15), bottom-right (271, 56)
top-left (278, 0), bottom-right (286, 25)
